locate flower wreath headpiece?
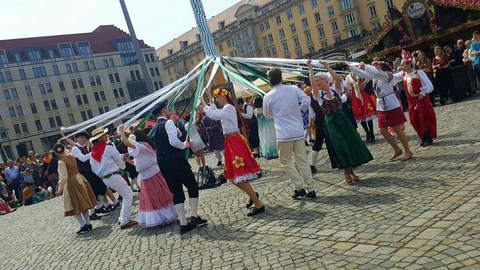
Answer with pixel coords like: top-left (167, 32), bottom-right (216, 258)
top-left (212, 87), bottom-right (231, 97)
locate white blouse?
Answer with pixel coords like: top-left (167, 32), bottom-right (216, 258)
top-left (203, 103), bottom-right (239, 135)
top-left (127, 140), bottom-right (159, 180)
top-left (313, 86), bottom-right (346, 107)
top-left (394, 70), bottom-right (434, 96)
top-left (349, 64), bottom-right (400, 111)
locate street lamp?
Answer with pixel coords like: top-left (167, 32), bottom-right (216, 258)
top-left (0, 127), bottom-right (13, 160)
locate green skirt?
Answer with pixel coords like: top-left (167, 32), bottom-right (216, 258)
top-left (324, 110), bottom-right (373, 169)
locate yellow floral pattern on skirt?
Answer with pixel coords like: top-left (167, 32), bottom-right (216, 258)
top-left (233, 156), bottom-right (245, 168)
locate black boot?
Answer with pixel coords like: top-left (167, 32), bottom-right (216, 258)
top-left (369, 132), bottom-right (375, 143)
top-left (245, 192), bottom-right (259, 209)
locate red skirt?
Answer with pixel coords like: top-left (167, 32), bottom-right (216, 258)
top-left (223, 132), bottom-right (260, 183)
top-left (351, 90), bottom-right (376, 121)
top-left (377, 107), bottom-right (406, 129)
top-left (408, 98), bottom-right (437, 139)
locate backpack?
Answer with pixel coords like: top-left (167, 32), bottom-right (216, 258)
top-left (197, 166), bottom-right (217, 190)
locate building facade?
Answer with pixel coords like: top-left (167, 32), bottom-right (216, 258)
top-left (0, 25), bottom-right (164, 159)
top-left (157, 0), bottom-right (404, 85)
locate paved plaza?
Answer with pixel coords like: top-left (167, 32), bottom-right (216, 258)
top-left (1, 96), bottom-right (480, 270)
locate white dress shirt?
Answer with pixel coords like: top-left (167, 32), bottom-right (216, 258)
top-left (392, 70), bottom-right (434, 96)
top-left (263, 84), bottom-right (311, 141)
top-left (350, 64), bottom-right (400, 111)
top-left (242, 104), bottom-right (254, 119)
top-left (203, 103), bottom-right (239, 134)
top-left (158, 116), bottom-right (186, 150)
top-left (90, 144), bottom-right (126, 178)
top-left (70, 143), bottom-right (91, 162)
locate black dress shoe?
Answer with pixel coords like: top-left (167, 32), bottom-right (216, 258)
top-left (247, 205), bottom-right (265, 217)
top-left (216, 161), bottom-right (222, 167)
top-left (85, 224), bottom-right (93, 231)
top-left (191, 216), bottom-right (208, 226)
top-left (89, 213), bottom-right (101, 220)
top-left (424, 137), bottom-right (433, 146)
top-left (180, 222), bottom-right (197, 234)
top-left (292, 189), bottom-right (307, 199)
top-left (245, 192), bottom-right (259, 209)
top-left (306, 190), bottom-right (316, 199)
top-left (310, 165), bottom-right (318, 174)
top-left (76, 224), bottom-right (90, 234)
top-left (95, 206), bottom-right (110, 214)
top-left (253, 153), bottom-right (260, 158)
top-left (420, 137), bottom-right (426, 146)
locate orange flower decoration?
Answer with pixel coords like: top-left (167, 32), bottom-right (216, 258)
top-left (232, 156), bottom-right (245, 168)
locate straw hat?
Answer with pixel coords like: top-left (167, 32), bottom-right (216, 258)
top-left (90, 128), bottom-right (109, 142)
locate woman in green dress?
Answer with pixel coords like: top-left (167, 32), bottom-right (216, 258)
top-left (307, 60), bottom-right (373, 184)
top-left (253, 96), bottom-right (278, 159)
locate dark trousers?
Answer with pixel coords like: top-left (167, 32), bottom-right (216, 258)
top-left (159, 159), bottom-right (199, 205)
top-left (312, 116), bottom-right (325, 152)
top-left (9, 181), bottom-right (22, 202)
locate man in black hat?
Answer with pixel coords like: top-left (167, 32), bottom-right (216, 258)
top-left (61, 130), bottom-right (118, 220)
top-left (149, 101), bottom-right (207, 234)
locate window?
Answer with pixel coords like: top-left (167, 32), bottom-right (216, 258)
top-left (302, 18), bottom-right (309, 28)
top-left (25, 86), bottom-right (32, 97)
top-left (294, 37), bottom-right (300, 48)
top-left (49, 117), bottom-right (56, 128)
top-left (100, 91), bottom-right (106, 100)
top-left (149, 54), bottom-right (155, 62)
top-left (340, 0), bottom-right (352, 10)
top-left (296, 51), bottom-right (303, 59)
top-left (55, 116), bottom-right (62, 126)
top-left (71, 79), bottom-right (78, 89)
top-left (386, 0), bottom-right (393, 9)
top-left (81, 111), bottom-right (87, 121)
top-left (279, 29), bottom-right (285, 39)
top-left (95, 76), bottom-right (102, 85)
top-left (115, 39), bottom-right (137, 65)
top-left (38, 84), bottom-right (46, 94)
top-left (305, 32), bottom-right (313, 43)
top-left (26, 49), bottom-right (42, 64)
top-left (308, 47), bottom-right (315, 54)
top-left (135, 70), bottom-right (141, 80)
top-left (268, 34), bottom-right (273, 43)
top-left (327, 6), bottom-right (335, 16)
top-left (264, 21), bottom-right (270, 30)
top-left (109, 74), bottom-right (115, 83)
top-left (94, 92), bottom-right (100, 102)
top-left (119, 88), bottom-right (125, 97)
top-left (16, 105), bottom-right (23, 116)
top-left (76, 95), bottom-right (83, 105)
top-left (154, 82), bottom-right (159, 89)
top-left (82, 94), bottom-right (89, 104)
top-left (46, 48), bottom-right (55, 59)
top-left (218, 44), bottom-right (224, 52)
top-left (114, 73), bottom-right (120, 82)
top-left (14, 124), bottom-right (21, 134)
top-left (53, 65), bottom-right (60, 75)
top-left (44, 101), bottom-right (51, 111)
top-left (90, 76), bottom-right (96, 86)
top-left (45, 83), bottom-right (52, 93)
top-left (104, 106), bottom-right (109, 112)
top-left (11, 88), bottom-right (18, 99)
top-left (87, 110), bottom-right (93, 118)
top-left (282, 42), bottom-right (289, 53)
top-left (8, 107), bottom-right (16, 117)
top-left (286, 9), bottom-right (293, 19)
top-left (314, 12), bottom-right (321, 23)
top-left (12, 52), bottom-right (21, 64)
top-left (66, 63), bottom-right (72, 73)
top-left (35, 120), bottom-right (43, 131)
top-left (3, 89), bottom-right (11, 100)
top-left (32, 67), bottom-right (47, 78)
top-left (58, 43), bottom-right (75, 59)
top-left (59, 81), bottom-right (65, 91)
top-left (276, 16), bottom-right (282, 25)
top-left (77, 41), bottom-right (92, 58)
top-left (113, 89), bottom-right (119, 98)
top-left (369, 5), bottom-right (377, 17)
top-left (331, 21), bottom-right (339, 32)
top-left (322, 42), bottom-right (328, 48)
top-left (311, 0), bottom-right (318, 8)
top-left (19, 69), bottom-right (26, 80)
top-left (68, 113), bottom-right (75, 123)
top-left (290, 23), bottom-right (297, 34)
top-left (0, 49), bottom-right (8, 67)
top-left (344, 13), bottom-right (356, 26)
top-left (51, 100), bottom-right (58, 110)
top-left (4, 71), bottom-right (12, 82)
top-left (72, 63), bottom-right (78, 72)
top-left (372, 21), bottom-right (381, 30)
top-left (0, 73), bottom-right (4, 83)
top-left (334, 36), bottom-right (342, 43)
top-left (348, 28), bottom-right (359, 37)
top-left (155, 67), bottom-right (160, 76)
top-left (99, 107), bottom-right (104, 114)
top-left (78, 78), bottom-right (84, 88)
top-left (298, 3), bottom-right (305, 14)
top-left (64, 97), bottom-right (70, 107)
top-left (21, 123), bottom-right (29, 133)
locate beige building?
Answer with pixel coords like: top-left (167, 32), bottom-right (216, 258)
top-left (0, 25), bottom-right (164, 159)
top-left (157, 0), bottom-right (404, 85)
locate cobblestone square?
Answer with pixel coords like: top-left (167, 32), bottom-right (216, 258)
top-left (1, 97), bottom-right (479, 269)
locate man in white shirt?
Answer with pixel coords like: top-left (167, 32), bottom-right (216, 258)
top-left (89, 128), bottom-right (137, 229)
top-left (149, 101), bottom-right (207, 234)
top-left (263, 68), bottom-right (316, 199)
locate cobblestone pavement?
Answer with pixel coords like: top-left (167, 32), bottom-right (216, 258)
top-left (1, 97), bottom-right (480, 270)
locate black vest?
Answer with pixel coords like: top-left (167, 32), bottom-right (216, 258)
top-left (150, 118), bottom-right (185, 163)
top-left (74, 145), bottom-right (92, 173)
top-left (243, 104), bottom-right (257, 127)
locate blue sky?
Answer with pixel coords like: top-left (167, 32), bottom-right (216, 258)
top-left (0, 0), bottom-right (240, 48)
